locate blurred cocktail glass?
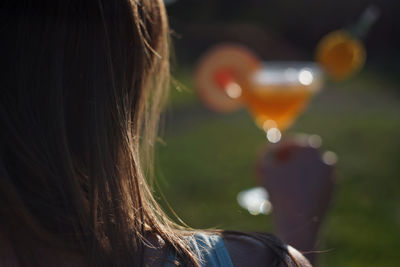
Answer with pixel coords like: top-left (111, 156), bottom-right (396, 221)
top-left (195, 46), bottom-right (327, 215)
top-left (242, 62), bottom-right (323, 142)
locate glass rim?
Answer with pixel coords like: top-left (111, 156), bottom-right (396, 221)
top-left (260, 61), bottom-right (322, 72)
top-left (251, 61), bottom-right (324, 88)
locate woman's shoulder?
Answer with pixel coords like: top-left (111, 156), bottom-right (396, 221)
top-left (163, 232), bottom-right (233, 267)
top-left (223, 232), bottom-right (274, 266)
top-left (157, 231), bottom-right (311, 267)
top-left (222, 231), bottom-right (311, 267)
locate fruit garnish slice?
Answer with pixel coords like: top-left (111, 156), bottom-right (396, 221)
top-left (195, 44), bottom-right (261, 113)
top-left (315, 30), bottom-right (366, 80)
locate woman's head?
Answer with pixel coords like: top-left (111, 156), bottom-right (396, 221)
top-left (0, 0), bottom-right (196, 266)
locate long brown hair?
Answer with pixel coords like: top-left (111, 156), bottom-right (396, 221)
top-left (0, 1), bottom-right (302, 267)
top-left (0, 0), bottom-right (197, 266)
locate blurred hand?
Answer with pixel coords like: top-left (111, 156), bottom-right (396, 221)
top-left (256, 136), bottom-right (336, 260)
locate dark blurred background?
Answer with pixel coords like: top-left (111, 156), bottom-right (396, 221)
top-left (155, 1), bottom-right (400, 267)
top-left (167, 0), bottom-right (399, 76)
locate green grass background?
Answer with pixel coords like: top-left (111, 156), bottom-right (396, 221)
top-left (154, 68), bottom-right (400, 267)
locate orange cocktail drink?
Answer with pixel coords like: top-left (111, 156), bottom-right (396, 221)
top-left (212, 61), bottom-right (323, 142)
top-left (243, 85), bottom-right (312, 131)
top-left (242, 63), bottom-right (323, 140)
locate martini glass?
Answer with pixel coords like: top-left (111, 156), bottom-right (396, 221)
top-left (195, 45), bottom-right (326, 215)
top-left (241, 61), bottom-right (323, 143)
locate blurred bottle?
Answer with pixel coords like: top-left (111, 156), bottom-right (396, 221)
top-left (315, 5), bottom-right (380, 80)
